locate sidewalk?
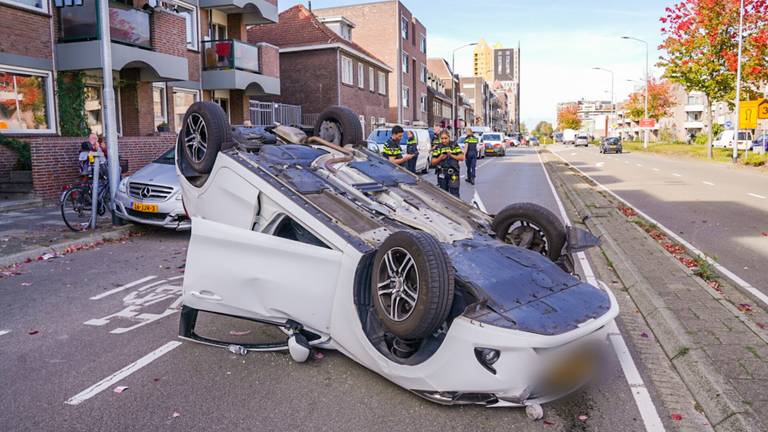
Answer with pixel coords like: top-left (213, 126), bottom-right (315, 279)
top-left (542, 150), bottom-right (768, 432)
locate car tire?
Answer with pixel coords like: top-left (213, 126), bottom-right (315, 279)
top-left (371, 230), bottom-right (454, 340)
top-left (492, 202), bottom-right (567, 262)
top-left (178, 102), bottom-right (231, 176)
top-left (314, 106), bottom-right (363, 147)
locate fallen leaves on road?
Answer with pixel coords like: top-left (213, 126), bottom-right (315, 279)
top-left (677, 256), bottom-right (698, 269)
top-left (737, 304), bottom-right (753, 313)
top-left (663, 243), bottom-right (685, 255)
top-left (228, 330), bottom-right (251, 336)
top-left (670, 413), bottom-right (683, 421)
top-left (757, 323), bottom-right (767, 330)
top-left (648, 229), bottom-right (667, 241)
top-left (761, 232), bottom-right (768, 237)
top-left (640, 332), bottom-right (650, 338)
top-left (113, 386), bottom-right (128, 394)
top-left (617, 205), bottom-right (637, 218)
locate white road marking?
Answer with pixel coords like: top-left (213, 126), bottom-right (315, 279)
top-left (748, 193), bottom-right (766, 199)
top-left (537, 150), bottom-right (665, 432)
top-left (672, 173), bottom-right (682, 177)
top-left (596, 162), bottom-right (605, 168)
top-left (550, 150), bottom-right (768, 309)
top-left (624, 161), bottom-right (630, 164)
top-left (702, 181), bottom-right (715, 186)
top-left (64, 341), bottom-right (182, 406)
top-left (0, 329), bottom-right (10, 337)
top-left (86, 279), bottom-right (183, 334)
top-left (636, 164), bottom-right (644, 167)
top-left (652, 168), bottom-right (660, 172)
top-left (89, 276), bottom-right (157, 300)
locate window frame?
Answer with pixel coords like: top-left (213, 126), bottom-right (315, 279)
top-left (420, 93), bottom-right (427, 113)
top-left (172, 87), bottom-right (201, 133)
top-left (401, 15), bottom-right (409, 40)
top-left (378, 71), bottom-right (386, 95)
top-left (420, 64), bottom-right (427, 83)
top-left (368, 67), bottom-right (375, 92)
top-left (419, 33), bottom-right (426, 54)
top-left (0, 64), bottom-right (56, 135)
top-left (0, 0), bottom-right (47, 14)
top-left (173, 1), bottom-right (199, 51)
top-left (340, 55), bottom-right (354, 86)
top-left (357, 62), bottom-right (365, 89)
top-left (402, 52), bottom-right (409, 74)
top-left (402, 86), bottom-right (410, 108)
top-left (152, 83), bottom-right (168, 130)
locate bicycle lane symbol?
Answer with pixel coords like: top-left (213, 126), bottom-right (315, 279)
top-left (84, 276), bottom-right (184, 334)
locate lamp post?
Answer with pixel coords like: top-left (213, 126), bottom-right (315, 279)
top-left (451, 42), bottom-right (477, 137)
top-left (732, 0), bottom-right (745, 163)
top-left (622, 36), bottom-right (649, 149)
top-left (593, 67), bottom-right (614, 137)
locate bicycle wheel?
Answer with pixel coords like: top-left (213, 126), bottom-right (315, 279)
top-left (61, 186), bottom-right (93, 232)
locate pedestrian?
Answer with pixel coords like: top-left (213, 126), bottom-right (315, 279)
top-left (463, 127), bottom-right (479, 185)
top-left (431, 129), bottom-right (464, 197)
top-left (404, 130), bottom-right (419, 173)
top-left (382, 125), bottom-right (414, 167)
top-left (96, 135), bottom-right (108, 157)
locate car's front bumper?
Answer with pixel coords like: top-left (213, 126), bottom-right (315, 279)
top-left (485, 146), bottom-right (504, 155)
top-left (114, 190), bottom-right (190, 230)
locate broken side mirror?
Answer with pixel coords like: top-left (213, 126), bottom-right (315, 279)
top-left (565, 226), bottom-right (601, 253)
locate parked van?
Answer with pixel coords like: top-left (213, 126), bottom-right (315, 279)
top-left (562, 129), bottom-right (577, 145)
top-left (713, 130), bottom-right (754, 150)
top-left (366, 127), bottom-right (432, 173)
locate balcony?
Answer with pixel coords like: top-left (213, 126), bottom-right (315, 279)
top-left (198, 0), bottom-right (278, 25)
top-left (55, 3), bottom-right (188, 81)
top-left (683, 121), bottom-right (705, 129)
top-left (684, 104), bottom-right (705, 112)
top-left (201, 40), bottom-right (280, 95)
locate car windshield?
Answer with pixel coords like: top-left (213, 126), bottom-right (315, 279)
top-left (577, 134), bottom-right (588, 139)
top-left (483, 134), bottom-right (501, 141)
top-left (605, 138), bottom-right (619, 145)
top-left (153, 148), bottom-right (175, 165)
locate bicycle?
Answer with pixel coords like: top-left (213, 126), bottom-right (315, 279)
top-left (60, 162), bottom-right (112, 232)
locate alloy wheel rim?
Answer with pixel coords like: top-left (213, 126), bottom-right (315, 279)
top-left (376, 247), bottom-right (419, 322)
top-left (184, 113), bottom-right (208, 163)
top-left (319, 120), bottom-right (342, 145)
top-left (505, 220), bottom-right (549, 256)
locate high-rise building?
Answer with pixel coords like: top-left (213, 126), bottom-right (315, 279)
top-left (491, 45), bottom-right (520, 132)
top-left (472, 39), bottom-right (493, 82)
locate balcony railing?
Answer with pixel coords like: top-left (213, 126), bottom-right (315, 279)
top-left (202, 39), bottom-right (260, 74)
top-left (59, 1), bottom-right (151, 49)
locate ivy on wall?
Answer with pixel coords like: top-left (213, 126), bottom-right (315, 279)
top-left (0, 133), bottom-right (31, 170)
top-left (56, 72), bottom-right (89, 137)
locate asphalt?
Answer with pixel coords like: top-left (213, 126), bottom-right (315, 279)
top-left (0, 150), bottom-right (678, 432)
top-left (547, 144), bottom-right (768, 295)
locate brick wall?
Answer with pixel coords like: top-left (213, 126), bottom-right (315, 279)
top-left (151, 10), bottom-right (186, 58)
top-left (186, 50), bottom-right (201, 82)
top-left (339, 58), bottom-right (389, 136)
top-left (259, 44), bottom-right (280, 78)
top-left (259, 50), bottom-right (338, 115)
top-left (119, 69), bottom-right (156, 136)
top-left (0, 145), bottom-right (19, 180)
top-left (29, 135), bottom-right (175, 200)
top-left (0, 4), bottom-right (52, 61)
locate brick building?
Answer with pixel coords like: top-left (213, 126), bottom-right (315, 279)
top-left (425, 68), bottom-right (450, 130)
top-left (247, 4), bottom-right (390, 136)
top-left (460, 76), bottom-right (490, 126)
top-left (312, 1), bottom-right (428, 126)
top-left (0, 0), bottom-right (280, 200)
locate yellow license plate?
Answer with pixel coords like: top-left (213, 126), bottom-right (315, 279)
top-left (132, 202), bottom-right (158, 213)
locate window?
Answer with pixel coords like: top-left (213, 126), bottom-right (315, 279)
top-left (419, 34), bottom-right (426, 53)
top-left (402, 52), bottom-right (409, 74)
top-left (0, 66), bottom-right (55, 134)
top-left (401, 16), bottom-right (409, 40)
top-left (378, 71), bottom-right (386, 95)
top-left (402, 87), bottom-right (410, 108)
top-left (370, 116), bottom-right (376, 128)
top-left (173, 88), bottom-right (200, 133)
top-left (358, 63), bottom-right (365, 89)
top-left (273, 216), bottom-right (330, 249)
top-left (341, 56), bottom-right (354, 85)
top-left (420, 94), bottom-right (427, 113)
top-left (420, 64), bottom-right (427, 83)
top-left (173, 2), bottom-right (199, 50)
top-left (369, 67), bottom-right (375, 92)
top-left (359, 115), bottom-right (365, 133)
top-left (83, 83), bottom-right (122, 136)
top-left (152, 84), bottom-right (167, 130)
top-left (1, 0), bottom-right (46, 13)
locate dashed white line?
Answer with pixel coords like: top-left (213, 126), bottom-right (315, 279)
top-left (537, 150), bottom-right (665, 432)
top-left (748, 193), bottom-right (766, 199)
top-left (90, 276), bottom-right (158, 300)
top-left (64, 341), bottom-right (182, 406)
top-left (672, 173), bottom-right (682, 177)
top-left (702, 181), bottom-right (715, 186)
top-left (652, 168), bottom-right (660, 172)
top-left (0, 330), bottom-right (10, 337)
top-left (636, 163), bottom-right (644, 167)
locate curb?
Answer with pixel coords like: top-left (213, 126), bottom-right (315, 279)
top-left (0, 198), bottom-right (44, 213)
top-left (543, 151), bottom-right (765, 432)
top-left (0, 225), bottom-right (143, 269)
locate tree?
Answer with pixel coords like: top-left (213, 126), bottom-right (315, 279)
top-left (557, 104), bottom-right (581, 130)
top-left (519, 122), bottom-right (529, 135)
top-left (533, 121), bottom-right (554, 140)
top-left (624, 78), bottom-right (677, 121)
top-left (659, 0), bottom-right (768, 158)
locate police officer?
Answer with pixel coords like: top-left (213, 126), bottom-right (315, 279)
top-left (382, 125), bottom-right (414, 166)
top-left (463, 127), bottom-right (479, 184)
top-left (431, 130), bottom-right (464, 197)
top-left (404, 130), bottom-right (419, 173)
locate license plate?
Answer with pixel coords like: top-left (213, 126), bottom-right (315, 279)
top-left (132, 202), bottom-right (158, 213)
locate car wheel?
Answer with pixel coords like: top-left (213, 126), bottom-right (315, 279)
top-left (179, 101), bottom-right (231, 175)
top-left (492, 202), bottom-right (567, 262)
top-left (314, 106), bottom-right (363, 148)
top-left (371, 230), bottom-right (454, 340)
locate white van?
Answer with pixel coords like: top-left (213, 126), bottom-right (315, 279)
top-left (713, 130), bottom-right (754, 150)
top-left (562, 129), bottom-right (577, 145)
top-left (366, 127), bottom-right (433, 173)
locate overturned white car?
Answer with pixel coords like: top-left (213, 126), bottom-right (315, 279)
top-left (176, 102), bottom-right (618, 415)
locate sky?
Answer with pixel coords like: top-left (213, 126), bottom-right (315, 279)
top-left (279, 0), bottom-right (673, 128)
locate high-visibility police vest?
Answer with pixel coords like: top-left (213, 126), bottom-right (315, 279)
top-left (464, 135), bottom-right (479, 155)
top-left (431, 143), bottom-right (462, 171)
top-left (406, 135), bottom-right (418, 154)
top-left (382, 138), bottom-right (403, 158)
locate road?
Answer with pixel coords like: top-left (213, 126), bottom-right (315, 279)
top-left (548, 144), bottom-right (768, 296)
top-left (1, 149), bottom-right (677, 431)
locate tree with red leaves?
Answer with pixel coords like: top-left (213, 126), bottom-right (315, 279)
top-left (659, 0), bottom-right (768, 158)
top-left (557, 104), bottom-right (581, 131)
top-left (624, 78), bottom-right (677, 121)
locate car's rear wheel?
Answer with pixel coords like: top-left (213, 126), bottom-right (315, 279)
top-left (492, 202), bottom-right (566, 262)
top-left (178, 102), bottom-right (232, 176)
top-left (371, 231), bottom-right (454, 340)
top-left (314, 106), bottom-right (363, 148)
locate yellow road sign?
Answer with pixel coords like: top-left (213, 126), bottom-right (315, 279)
top-left (739, 100), bottom-right (759, 129)
top-left (758, 99), bottom-right (768, 120)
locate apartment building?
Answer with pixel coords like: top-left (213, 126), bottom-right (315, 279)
top-left (472, 38), bottom-right (494, 83)
top-left (0, 0), bottom-right (280, 200)
top-left (460, 76), bottom-right (490, 126)
top-left (492, 46), bottom-right (520, 132)
top-left (425, 68), bottom-right (450, 130)
top-left (313, 0), bottom-right (428, 126)
top-left (247, 4), bottom-right (390, 135)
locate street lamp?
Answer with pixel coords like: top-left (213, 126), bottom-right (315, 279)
top-left (451, 42), bottom-right (477, 137)
top-left (732, 0), bottom-right (745, 163)
top-left (622, 36), bottom-right (649, 149)
top-left (593, 67), bottom-right (614, 137)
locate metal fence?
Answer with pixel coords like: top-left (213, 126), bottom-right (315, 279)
top-left (302, 113), bottom-right (320, 128)
top-left (249, 101), bottom-right (302, 126)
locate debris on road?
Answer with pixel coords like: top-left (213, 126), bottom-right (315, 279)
top-left (228, 330), bottom-right (251, 336)
top-left (617, 205), bottom-right (637, 218)
top-left (312, 350), bottom-right (325, 361)
top-left (663, 243), bottom-right (685, 255)
top-left (113, 386), bottom-right (128, 394)
top-left (39, 253), bottom-right (57, 261)
top-left (543, 420), bottom-right (555, 426)
top-left (227, 344), bottom-right (248, 356)
top-left (737, 304), bottom-right (753, 313)
top-left (171, 411), bottom-right (181, 418)
top-left (671, 413), bottom-right (683, 421)
top-left (640, 332), bottom-right (650, 338)
top-left (578, 414), bottom-right (588, 421)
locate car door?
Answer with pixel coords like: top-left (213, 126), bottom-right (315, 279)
top-left (182, 216), bottom-right (344, 333)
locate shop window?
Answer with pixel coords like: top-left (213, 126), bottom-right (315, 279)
top-left (0, 67), bottom-right (55, 134)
